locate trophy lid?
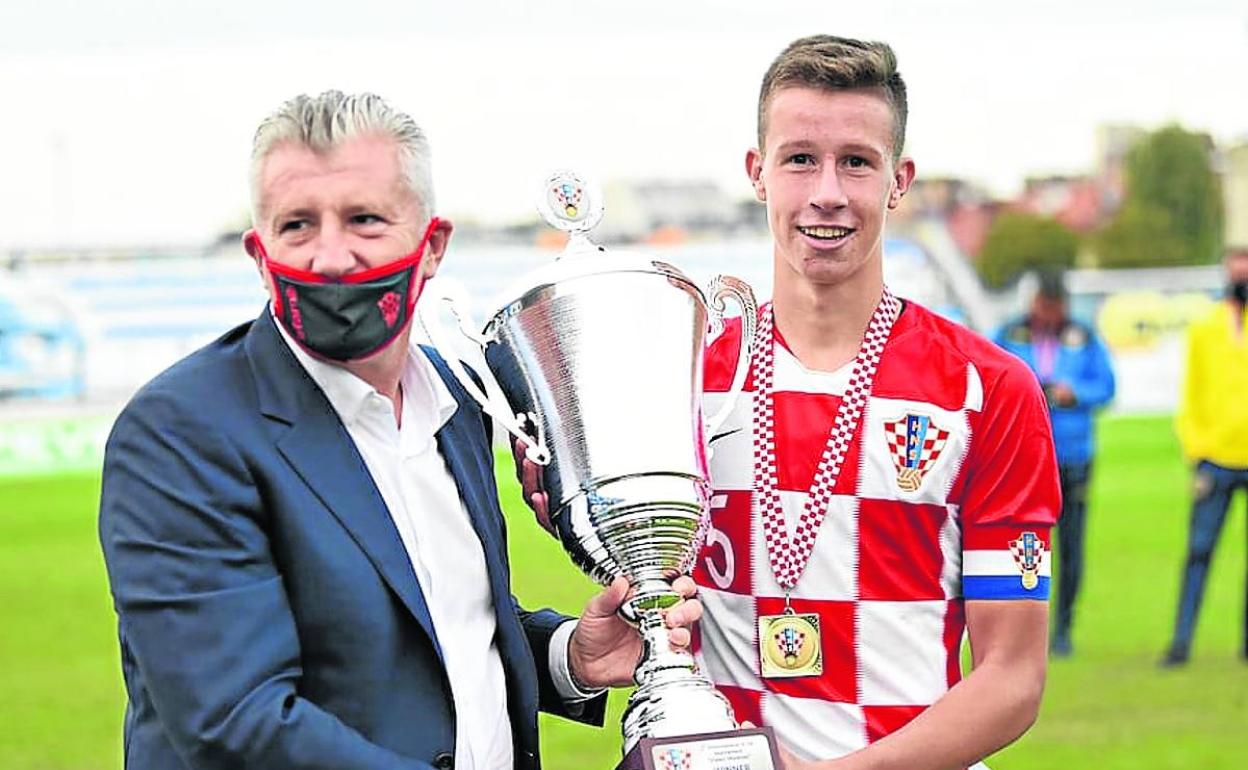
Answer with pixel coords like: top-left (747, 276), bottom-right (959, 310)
top-left (483, 171), bottom-right (703, 328)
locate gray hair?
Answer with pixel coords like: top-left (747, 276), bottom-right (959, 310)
top-left (249, 90), bottom-right (434, 226)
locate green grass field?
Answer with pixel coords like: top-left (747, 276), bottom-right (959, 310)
top-left (1, 414), bottom-right (1245, 769)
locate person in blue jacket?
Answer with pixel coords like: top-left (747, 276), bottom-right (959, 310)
top-left (994, 270), bottom-right (1116, 656)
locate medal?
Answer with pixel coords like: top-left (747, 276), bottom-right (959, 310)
top-left (759, 604), bottom-right (823, 678)
top-left (752, 290), bottom-right (901, 678)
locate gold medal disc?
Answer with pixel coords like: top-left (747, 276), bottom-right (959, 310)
top-left (759, 611), bottom-right (822, 678)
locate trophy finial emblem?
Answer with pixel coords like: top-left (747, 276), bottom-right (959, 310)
top-left (537, 170), bottom-right (604, 236)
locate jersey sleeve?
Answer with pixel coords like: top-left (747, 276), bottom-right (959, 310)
top-left (959, 359), bottom-right (1061, 601)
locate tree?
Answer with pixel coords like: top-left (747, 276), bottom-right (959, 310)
top-left (1094, 201), bottom-right (1187, 269)
top-left (1097, 125), bottom-right (1223, 267)
top-left (975, 211), bottom-right (1079, 289)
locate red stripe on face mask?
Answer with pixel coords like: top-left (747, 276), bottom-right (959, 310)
top-left (249, 217), bottom-right (441, 286)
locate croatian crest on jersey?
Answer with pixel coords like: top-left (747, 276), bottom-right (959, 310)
top-left (884, 413), bottom-right (951, 492)
top-left (1008, 531), bottom-right (1046, 590)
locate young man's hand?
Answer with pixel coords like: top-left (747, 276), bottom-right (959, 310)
top-left (567, 576), bottom-right (702, 688)
top-left (512, 437), bottom-right (553, 534)
top-left (740, 722), bottom-right (825, 770)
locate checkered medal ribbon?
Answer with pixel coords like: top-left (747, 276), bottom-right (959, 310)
top-left (752, 289), bottom-right (902, 590)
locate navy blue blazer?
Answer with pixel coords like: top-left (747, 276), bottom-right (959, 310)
top-left (99, 311), bottom-right (605, 769)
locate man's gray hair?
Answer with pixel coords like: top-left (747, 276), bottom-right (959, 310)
top-left (249, 90), bottom-right (434, 226)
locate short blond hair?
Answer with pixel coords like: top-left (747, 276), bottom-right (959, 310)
top-left (757, 35), bottom-right (908, 159)
top-left (249, 90), bottom-right (433, 225)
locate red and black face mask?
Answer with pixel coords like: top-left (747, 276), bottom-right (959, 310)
top-left (249, 218), bottom-right (440, 362)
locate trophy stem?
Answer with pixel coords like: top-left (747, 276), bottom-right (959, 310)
top-left (620, 578), bottom-right (681, 622)
top-left (620, 590), bottom-right (737, 754)
top-left (634, 609), bottom-right (697, 687)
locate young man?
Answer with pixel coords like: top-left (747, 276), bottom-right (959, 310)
top-left (98, 91), bottom-right (701, 770)
top-left (993, 270), bottom-right (1116, 657)
top-left (1161, 246), bottom-right (1248, 667)
top-left (692, 36), bottom-right (1060, 769)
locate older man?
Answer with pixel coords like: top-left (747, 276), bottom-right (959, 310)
top-left (98, 91), bottom-right (699, 770)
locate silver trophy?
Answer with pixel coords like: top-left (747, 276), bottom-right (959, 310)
top-left (424, 172), bottom-right (777, 767)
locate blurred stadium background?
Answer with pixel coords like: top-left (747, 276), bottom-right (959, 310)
top-left (2, 230), bottom-right (1246, 768)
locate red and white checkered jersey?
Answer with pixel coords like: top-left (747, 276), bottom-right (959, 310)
top-left (692, 300), bottom-right (1059, 762)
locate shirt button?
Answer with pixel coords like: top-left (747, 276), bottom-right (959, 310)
top-left (432, 751), bottom-right (454, 770)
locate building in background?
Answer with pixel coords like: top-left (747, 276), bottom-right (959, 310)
top-left (1223, 141), bottom-right (1248, 248)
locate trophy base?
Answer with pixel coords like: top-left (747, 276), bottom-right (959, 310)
top-left (616, 727), bottom-right (779, 770)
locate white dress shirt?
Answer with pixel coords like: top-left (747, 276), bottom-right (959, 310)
top-left (277, 323), bottom-right (593, 769)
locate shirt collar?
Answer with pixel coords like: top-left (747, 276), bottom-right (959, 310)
top-left (273, 309), bottom-right (458, 432)
top-left (402, 344), bottom-right (460, 433)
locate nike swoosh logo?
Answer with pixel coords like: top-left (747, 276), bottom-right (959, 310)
top-left (710, 428), bottom-right (743, 443)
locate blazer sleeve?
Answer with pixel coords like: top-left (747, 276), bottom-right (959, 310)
top-left (516, 604), bottom-right (608, 726)
top-left (98, 387), bottom-right (431, 770)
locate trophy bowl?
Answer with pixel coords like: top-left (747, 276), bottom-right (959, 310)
top-left (481, 261), bottom-right (752, 752)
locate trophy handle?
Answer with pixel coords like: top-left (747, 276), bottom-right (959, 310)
top-left (703, 274), bottom-right (758, 437)
top-left (419, 279), bottom-right (552, 465)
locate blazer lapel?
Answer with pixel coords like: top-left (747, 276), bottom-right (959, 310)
top-left (244, 312), bottom-right (444, 661)
top-left (434, 404), bottom-right (544, 733)
top-left (427, 354), bottom-right (546, 729)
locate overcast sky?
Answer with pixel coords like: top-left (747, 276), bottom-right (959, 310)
top-left (1, 0), bottom-right (1246, 248)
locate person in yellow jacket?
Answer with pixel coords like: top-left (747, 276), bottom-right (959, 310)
top-left (1161, 246), bottom-right (1248, 666)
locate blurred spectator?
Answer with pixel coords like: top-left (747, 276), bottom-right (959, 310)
top-left (1161, 246), bottom-right (1248, 667)
top-left (994, 270), bottom-right (1116, 656)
